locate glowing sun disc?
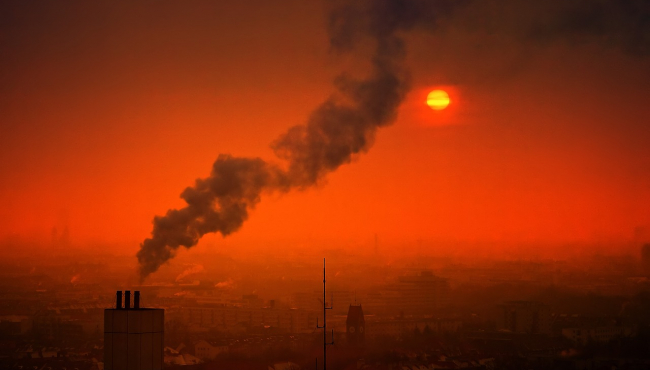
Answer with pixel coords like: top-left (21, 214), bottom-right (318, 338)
top-left (427, 90), bottom-right (450, 110)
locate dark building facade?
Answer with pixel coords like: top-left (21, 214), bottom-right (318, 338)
top-left (104, 290), bottom-right (164, 370)
top-left (642, 243), bottom-right (650, 275)
top-left (499, 301), bottom-right (551, 334)
top-left (346, 304), bottom-right (365, 345)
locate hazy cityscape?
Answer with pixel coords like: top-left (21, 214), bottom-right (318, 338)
top-left (2, 0), bottom-right (650, 369)
top-left (1, 240), bottom-right (650, 369)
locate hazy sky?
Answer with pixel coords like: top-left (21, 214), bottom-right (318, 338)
top-left (1, 0), bottom-right (649, 256)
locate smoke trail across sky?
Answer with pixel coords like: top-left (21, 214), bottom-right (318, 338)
top-left (136, 0), bottom-right (444, 279)
top-left (136, 0), bottom-right (649, 279)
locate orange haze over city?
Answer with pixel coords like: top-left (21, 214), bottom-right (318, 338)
top-left (3, 3), bottom-right (650, 369)
top-left (1, 0), bottom-right (649, 267)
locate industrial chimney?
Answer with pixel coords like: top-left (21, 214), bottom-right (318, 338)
top-left (105, 291), bottom-right (164, 370)
top-left (125, 290), bottom-right (131, 309)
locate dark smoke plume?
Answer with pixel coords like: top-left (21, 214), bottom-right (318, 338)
top-left (138, 0), bottom-right (649, 279)
top-left (525, 0), bottom-right (650, 56)
top-left (137, 0), bottom-right (454, 279)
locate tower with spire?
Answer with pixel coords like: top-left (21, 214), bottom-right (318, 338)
top-left (346, 304), bottom-right (365, 345)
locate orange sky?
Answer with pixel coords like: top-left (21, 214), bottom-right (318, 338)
top-left (1, 0), bottom-right (649, 258)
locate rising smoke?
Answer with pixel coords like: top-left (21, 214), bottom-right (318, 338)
top-left (136, 0), bottom-right (455, 280)
top-left (175, 264), bottom-right (205, 282)
top-left (137, 0), bottom-right (649, 279)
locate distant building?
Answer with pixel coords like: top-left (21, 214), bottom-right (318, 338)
top-left (562, 325), bottom-right (634, 345)
top-left (0, 315), bottom-right (31, 336)
top-left (180, 305), bottom-right (314, 334)
top-left (346, 304), bottom-right (365, 345)
top-left (642, 243), bottom-right (650, 275)
top-left (366, 317), bottom-right (461, 339)
top-left (104, 290), bottom-right (164, 370)
top-left (498, 301), bottom-right (551, 334)
top-left (194, 339), bottom-right (229, 360)
top-left (381, 271), bottom-right (450, 315)
top-left (31, 314), bottom-right (85, 342)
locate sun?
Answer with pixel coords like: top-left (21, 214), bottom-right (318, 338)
top-left (427, 90), bottom-right (450, 110)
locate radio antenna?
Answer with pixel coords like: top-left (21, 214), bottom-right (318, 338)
top-left (316, 258), bottom-right (334, 370)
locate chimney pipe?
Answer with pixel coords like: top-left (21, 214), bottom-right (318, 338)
top-left (125, 290), bottom-right (131, 309)
top-left (134, 291), bottom-right (140, 309)
top-left (116, 291), bottom-right (123, 309)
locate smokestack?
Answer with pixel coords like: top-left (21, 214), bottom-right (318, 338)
top-left (134, 291), bottom-right (140, 309)
top-left (125, 290), bottom-right (131, 309)
top-left (116, 291), bottom-right (122, 309)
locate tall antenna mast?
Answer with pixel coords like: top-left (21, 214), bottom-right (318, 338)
top-left (316, 258), bottom-right (334, 370)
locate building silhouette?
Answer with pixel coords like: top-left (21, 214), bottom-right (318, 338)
top-left (346, 304), bottom-right (365, 345)
top-left (498, 301), bottom-right (551, 334)
top-left (385, 271), bottom-right (449, 315)
top-left (642, 243), bottom-right (650, 275)
top-left (104, 290), bottom-right (164, 370)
